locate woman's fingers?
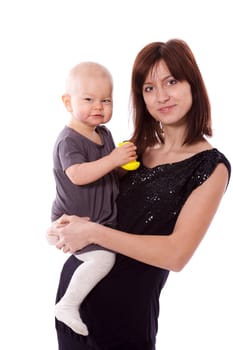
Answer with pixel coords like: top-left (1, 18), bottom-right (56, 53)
top-left (56, 214), bottom-right (70, 225)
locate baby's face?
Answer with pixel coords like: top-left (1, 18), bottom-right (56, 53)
top-left (69, 73), bottom-right (113, 127)
top-left (64, 64), bottom-right (113, 129)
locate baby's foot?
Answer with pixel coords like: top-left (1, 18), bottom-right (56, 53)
top-left (55, 302), bottom-right (89, 336)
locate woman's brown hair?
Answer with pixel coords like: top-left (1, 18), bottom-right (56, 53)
top-left (130, 39), bottom-right (212, 157)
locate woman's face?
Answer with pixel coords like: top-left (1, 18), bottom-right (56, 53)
top-left (142, 60), bottom-right (192, 127)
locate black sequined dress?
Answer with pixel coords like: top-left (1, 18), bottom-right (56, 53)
top-left (55, 149), bottom-right (231, 350)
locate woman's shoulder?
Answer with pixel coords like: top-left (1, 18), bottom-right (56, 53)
top-left (174, 140), bottom-right (231, 179)
top-left (183, 147), bottom-right (231, 190)
top-left (193, 148), bottom-right (231, 174)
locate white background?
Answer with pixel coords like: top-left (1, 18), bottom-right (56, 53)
top-left (0, 1), bottom-right (232, 349)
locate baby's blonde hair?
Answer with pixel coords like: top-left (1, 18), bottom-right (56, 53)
top-left (65, 61), bottom-right (113, 94)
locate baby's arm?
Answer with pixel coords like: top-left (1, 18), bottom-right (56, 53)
top-left (66, 142), bottom-right (137, 185)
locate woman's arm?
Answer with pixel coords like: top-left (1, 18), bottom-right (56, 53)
top-left (49, 164), bottom-right (229, 272)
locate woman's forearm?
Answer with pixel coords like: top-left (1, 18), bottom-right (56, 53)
top-left (90, 223), bottom-right (181, 271)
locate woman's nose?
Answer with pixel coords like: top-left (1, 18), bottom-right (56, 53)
top-left (156, 87), bottom-right (170, 103)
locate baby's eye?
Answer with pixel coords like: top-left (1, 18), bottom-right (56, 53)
top-left (102, 98), bottom-right (112, 104)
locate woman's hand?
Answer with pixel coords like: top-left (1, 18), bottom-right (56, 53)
top-left (47, 214), bottom-right (91, 253)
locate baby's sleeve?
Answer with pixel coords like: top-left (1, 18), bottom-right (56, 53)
top-left (58, 136), bottom-right (86, 172)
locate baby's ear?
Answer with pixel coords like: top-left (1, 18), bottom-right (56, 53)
top-left (62, 94), bottom-right (72, 112)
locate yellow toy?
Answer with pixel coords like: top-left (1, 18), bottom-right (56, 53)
top-left (118, 141), bottom-right (140, 171)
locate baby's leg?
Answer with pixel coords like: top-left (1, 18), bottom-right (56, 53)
top-left (55, 250), bottom-right (115, 335)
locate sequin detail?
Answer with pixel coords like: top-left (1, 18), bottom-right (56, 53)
top-left (117, 149), bottom-right (231, 236)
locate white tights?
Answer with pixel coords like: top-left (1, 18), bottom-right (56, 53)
top-left (55, 249), bottom-right (115, 335)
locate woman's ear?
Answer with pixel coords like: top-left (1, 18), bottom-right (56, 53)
top-left (62, 94), bottom-right (72, 112)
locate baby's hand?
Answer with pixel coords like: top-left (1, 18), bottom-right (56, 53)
top-left (118, 141), bottom-right (140, 171)
top-left (110, 141), bottom-right (138, 168)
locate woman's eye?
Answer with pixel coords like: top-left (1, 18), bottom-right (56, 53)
top-left (167, 78), bottom-right (177, 86)
top-left (144, 86), bottom-right (153, 93)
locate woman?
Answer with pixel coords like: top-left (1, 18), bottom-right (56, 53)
top-left (48, 39), bottom-right (231, 350)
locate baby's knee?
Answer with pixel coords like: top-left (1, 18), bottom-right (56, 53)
top-left (94, 251), bottom-right (116, 273)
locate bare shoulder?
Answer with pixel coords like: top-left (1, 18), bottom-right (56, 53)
top-left (191, 139), bottom-right (213, 152)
